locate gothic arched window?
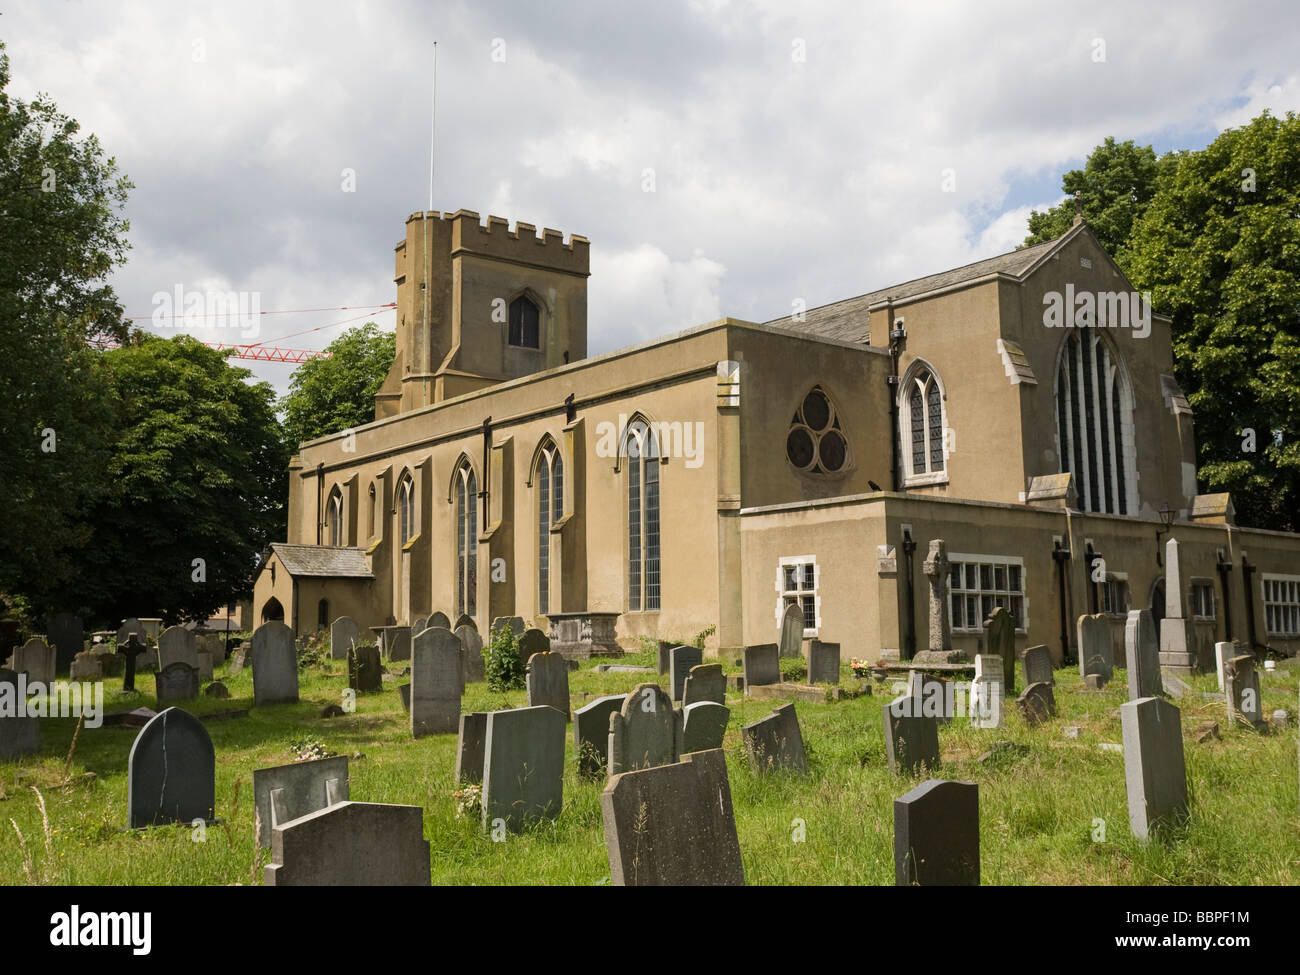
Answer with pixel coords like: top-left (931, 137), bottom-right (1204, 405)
top-left (1056, 329), bottom-right (1132, 514)
top-left (326, 487), bottom-right (344, 546)
top-left (397, 473), bottom-right (416, 544)
top-left (535, 439), bottom-right (564, 615)
top-left (454, 461), bottom-right (478, 617)
top-left (900, 366), bottom-right (946, 483)
top-left (508, 295), bottom-right (540, 349)
top-left (624, 418), bottom-right (660, 612)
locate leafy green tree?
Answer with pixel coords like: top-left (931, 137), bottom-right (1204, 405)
top-left (0, 40), bottom-right (131, 599)
top-left (54, 336), bottom-right (290, 622)
top-left (279, 322), bottom-right (395, 449)
top-left (1021, 137), bottom-right (1166, 255)
top-left (1125, 112), bottom-right (1300, 530)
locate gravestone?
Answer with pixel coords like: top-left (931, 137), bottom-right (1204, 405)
top-left (127, 707), bottom-right (215, 828)
top-left (13, 639), bottom-right (55, 686)
top-left (205, 681), bottom-right (229, 699)
top-left (251, 621), bottom-right (299, 705)
top-left (573, 694), bottom-right (626, 778)
top-left (526, 651), bottom-right (570, 719)
top-left (482, 705), bottom-right (567, 831)
top-left (1125, 610), bottom-right (1162, 699)
top-left (410, 627), bottom-right (462, 737)
top-left (228, 644), bottom-right (250, 675)
top-left (1020, 644), bottom-right (1053, 687)
top-left (682, 701), bottom-right (730, 753)
top-left (741, 703), bottom-right (807, 775)
top-left (807, 640), bottom-right (840, 684)
top-left (894, 779), bottom-right (979, 885)
top-left (154, 662), bottom-right (199, 706)
top-left (457, 624), bottom-right (485, 683)
top-left (157, 626), bottom-right (198, 672)
top-left (743, 644), bottom-right (780, 688)
top-left (330, 616), bottom-right (360, 661)
top-left (428, 611), bottom-right (451, 630)
top-left (969, 654), bottom-right (1004, 729)
top-left (907, 671), bottom-right (952, 724)
top-left (264, 801), bottom-right (430, 886)
top-left (517, 628), bottom-right (550, 667)
top-left (1224, 654), bottom-right (1265, 728)
top-left (387, 626), bottom-right (412, 662)
top-left (601, 749), bottom-right (745, 886)
top-left (0, 669), bottom-right (40, 760)
top-left (1120, 696), bottom-right (1189, 840)
top-left (116, 617), bottom-right (144, 645)
top-left (883, 695), bottom-right (940, 776)
top-left (348, 643), bottom-right (382, 693)
top-left (669, 645), bottom-right (703, 702)
top-left (922, 539), bottom-right (951, 651)
top-left (195, 650), bottom-right (213, 683)
top-left (609, 683), bottom-right (681, 775)
top-left (253, 755), bottom-right (349, 847)
top-left (1076, 614), bottom-right (1113, 685)
top-left (985, 606), bottom-right (1016, 693)
top-left (1158, 538), bottom-right (1198, 674)
top-left (46, 612), bottom-right (83, 671)
top-left (455, 712), bottom-right (490, 784)
top-left (1016, 681), bottom-right (1055, 727)
top-left (779, 602), bottom-right (804, 658)
top-left (117, 634), bottom-right (148, 693)
top-left (1214, 641), bottom-right (1233, 691)
top-left (682, 663), bottom-right (725, 706)
top-left (454, 613), bottom-right (475, 631)
top-left (491, 616), bottom-right (526, 640)
top-left (70, 652), bottom-right (103, 682)
top-left (411, 616), bottom-right (429, 636)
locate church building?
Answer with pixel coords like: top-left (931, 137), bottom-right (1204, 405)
top-left (252, 207), bottom-right (1300, 667)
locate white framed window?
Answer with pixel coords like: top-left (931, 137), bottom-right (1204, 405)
top-left (1101, 575), bottom-right (1130, 616)
top-left (776, 556), bottom-right (819, 636)
top-left (1262, 574), bottom-right (1300, 637)
top-left (1189, 579), bottom-right (1216, 620)
top-left (948, 553), bottom-right (1026, 632)
top-left (899, 363), bottom-right (948, 486)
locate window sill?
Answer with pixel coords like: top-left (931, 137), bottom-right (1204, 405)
top-left (903, 472), bottom-right (949, 488)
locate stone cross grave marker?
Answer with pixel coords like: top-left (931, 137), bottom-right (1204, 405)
top-left (894, 778), bottom-right (979, 886)
top-left (253, 755), bottom-right (349, 847)
top-left (127, 707), bottom-right (214, 828)
top-left (922, 539), bottom-right (951, 652)
top-left (481, 705), bottom-right (566, 832)
top-left (117, 634), bottom-right (148, 693)
top-left (1120, 696), bottom-right (1188, 840)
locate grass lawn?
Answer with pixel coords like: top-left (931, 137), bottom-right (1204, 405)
top-left (2, 649), bottom-right (1297, 885)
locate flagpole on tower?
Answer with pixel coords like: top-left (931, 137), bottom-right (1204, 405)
top-left (429, 41), bottom-right (437, 211)
top-left (422, 41), bottom-right (437, 385)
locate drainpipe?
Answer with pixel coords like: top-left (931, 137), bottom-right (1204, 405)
top-left (885, 299), bottom-right (903, 492)
top-left (1215, 551), bottom-right (1234, 644)
top-left (316, 463), bottom-right (325, 545)
top-left (1084, 543), bottom-right (1101, 614)
top-left (1241, 554), bottom-right (1259, 655)
top-left (1052, 539), bottom-right (1073, 665)
top-left (901, 527), bottom-right (917, 660)
top-left (480, 417), bottom-right (492, 525)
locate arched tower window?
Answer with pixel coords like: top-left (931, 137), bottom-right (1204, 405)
top-left (535, 439), bottom-right (564, 615)
top-left (397, 473), bottom-right (416, 544)
top-left (624, 418), bottom-right (660, 612)
top-left (1056, 329), bottom-right (1132, 514)
top-left (454, 461), bottom-right (478, 617)
top-left (899, 365), bottom-right (947, 483)
top-left (508, 295), bottom-right (540, 349)
top-left (325, 487), bottom-right (344, 546)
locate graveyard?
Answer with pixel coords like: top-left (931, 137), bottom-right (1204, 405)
top-left (2, 628), bottom-right (1297, 886)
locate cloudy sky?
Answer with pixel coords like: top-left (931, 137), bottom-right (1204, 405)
top-left (4, 0), bottom-right (1298, 395)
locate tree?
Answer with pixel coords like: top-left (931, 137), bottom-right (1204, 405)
top-left (279, 322), bottom-right (395, 449)
top-left (48, 336), bottom-right (290, 622)
top-left (0, 40), bottom-right (132, 598)
top-left (1125, 112), bottom-right (1300, 531)
top-left (1021, 137), bottom-right (1166, 255)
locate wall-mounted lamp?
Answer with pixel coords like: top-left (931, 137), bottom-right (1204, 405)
top-left (1155, 503), bottom-right (1175, 565)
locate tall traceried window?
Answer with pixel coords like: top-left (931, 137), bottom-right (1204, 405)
top-left (508, 295), bottom-right (540, 349)
top-left (326, 488), bottom-right (344, 546)
top-left (397, 474), bottom-right (416, 544)
top-left (900, 366), bottom-right (946, 483)
top-left (1056, 329), bottom-right (1132, 514)
top-left (624, 418), bottom-right (660, 612)
top-left (535, 440), bottom-right (565, 615)
top-left (455, 461), bottom-right (478, 617)
top-left (367, 483), bottom-right (377, 540)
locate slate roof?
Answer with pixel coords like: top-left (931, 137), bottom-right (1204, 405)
top-left (267, 543), bottom-right (374, 578)
top-left (765, 235), bottom-right (1065, 344)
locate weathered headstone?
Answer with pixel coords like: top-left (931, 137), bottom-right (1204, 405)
top-left (482, 705), bottom-right (566, 831)
top-left (491, 616), bottom-right (526, 640)
top-left (0, 669), bottom-right (40, 760)
top-left (573, 694), bottom-right (625, 778)
top-left (455, 712), bottom-right (490, 784)
top-left (1120, 696), bottom-right (1189, 840)
top-left (1020, 644), bottom-right (1053, 687)
top-left (779, 602), bottom-right (804, 658)
top-left (457, 624), bottom-right (485, 683)
top-left (894, 779), bottom-right (979, 885)
top-left (1077, 613), bottom-right (1113, 685)
top-left (517, 628), bottom-right (550, 667)
top-left (428, 611), bottom-right (451, 631)
top-left (205, 681), bottom-right (229, 699)
top-left (410, 627), bottom-right (462, 737)
top-left (657, 640), bottom-right (673, 675)
top-left (253, 755), bottom-right (349, 847)
top-left (264, 801), bottom-right (430, 885)
top-left (601, 749), bottom-right (745, 886)
top-left (526, 651), bottom-right (570, 719)
top-left (70, 651), bottom-right (103, 682)
top-left (669, 645), bottom-right (703, 702)
top-left (682, 662), bottom-right (725, 706)
top-left (1214, 641), bottom-right (1233, 691)
top-left (117, 634), bottom-right (148, 692)
top-left (1016, 681), bottom-right (1055, 727)
top-left (330, 616), bottom-right (360, 661)
top-left (251, 621), bottom-right (299, 705)
top-left (883, 695), bottom-right (940, 776)
top-left (985, 606), bottom-right (1016, 694)
top-left (13, 639), bottom-right (55, 686)
top-left (969, 654), bottom-right (1004, 729)
top-left (1158, 539), bottom-right (1198, 673)
top-left (195, 650), bottom-right (213, 682)
top-left (453, 613), bottom-right (475, 631)
top-left (127, 707), bottom-right (215, 828)
top-left (1224, 654), bottom-right (1265, 728)
top-left (682, 701), bottom-right (730, 753)
top-left (741, 703), bottom-right (807, 775)
top-left (154, 662), bottom-right (199, 706)
top-left (157, 626), bottom-right (198, 672)
top-left (609, 683), bottom-right (681, 775)
top-left (807, 640), bottom-right (840, 684)
top-left (411, 616), bottom-right (429, 637)
top-left (743, 644), bottom-right (780, 688)
top-left (46, 612), bottom-right (83, 671)
top-left (922, 539), bottom-right (951, 651)
top-left (907, 671), bottom-right (952, 724)
top-left (348, 642), bottom-right (382, 692)
top-left (1125, 610), bottom-right (1162, 699)
top-left (387, 626), bottom-right (412, 662)
top-left (115, 617), bottom-right (144, 645)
